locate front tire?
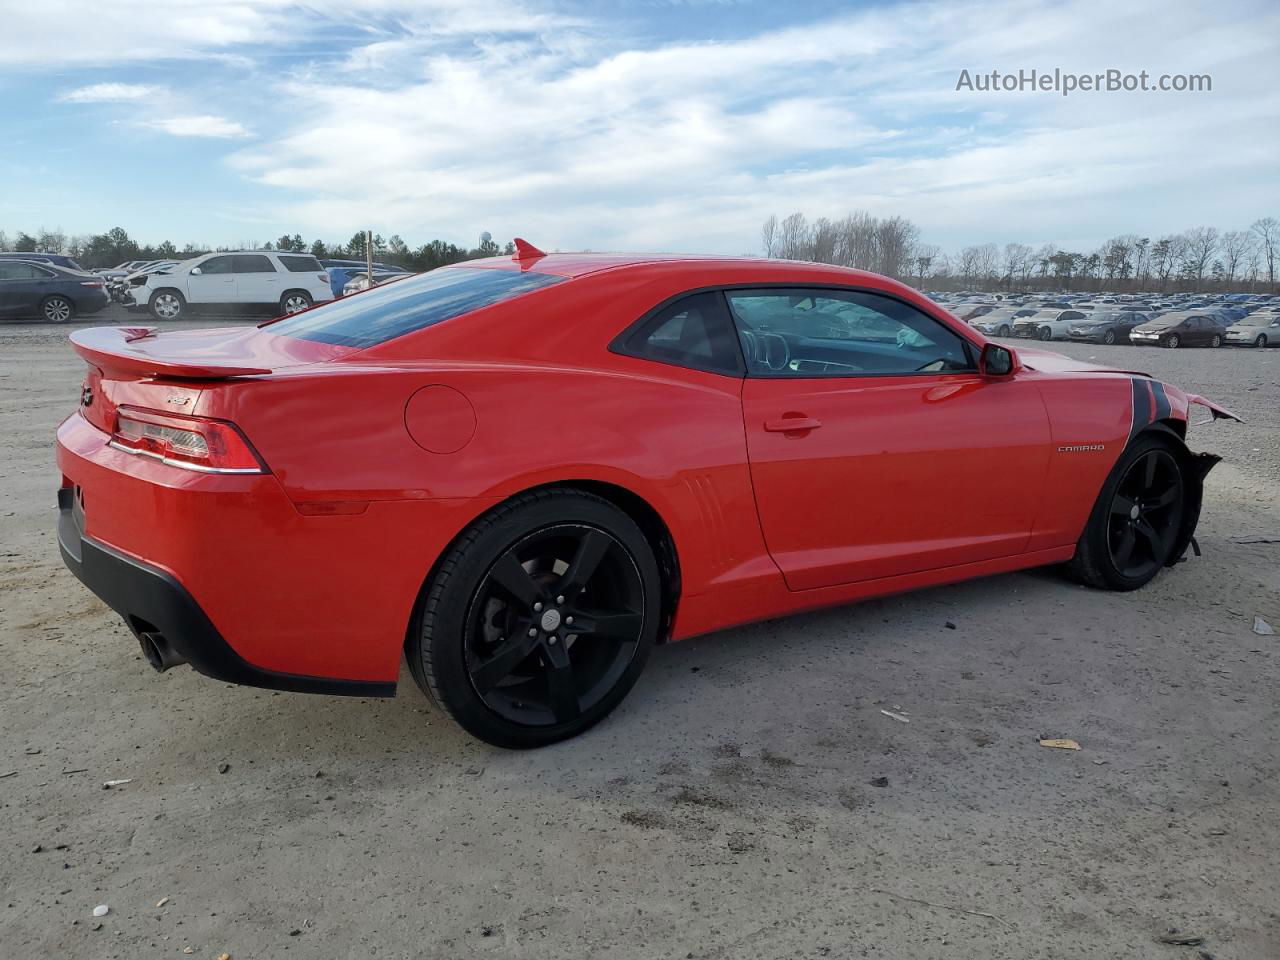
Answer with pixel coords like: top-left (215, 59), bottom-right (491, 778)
top-left (41, 295), bottom-right (74, 323)
top-left (1102, 329), bottom-right (1117, 345)
top-left (149, 289), bottom-right (185, 320)
top-left (1069, 435), bottom-right (1187, 591)
top-left (1164, 333), bottom-right (1180, 349)
top-left (1256, 334), bottom-right (1268, 348)
top-left (408, 489), bottom-right (662, 748)
top-left (1038, 326), bottom-right (1053, 341)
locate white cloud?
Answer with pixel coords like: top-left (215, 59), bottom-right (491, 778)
top-left (59, 82), bottom-right (160, 103)
top-left (141, 115), bottom-right (251, 138)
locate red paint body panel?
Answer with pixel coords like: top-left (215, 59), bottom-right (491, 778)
top-left (54, 254), bottom-right (1220, 688)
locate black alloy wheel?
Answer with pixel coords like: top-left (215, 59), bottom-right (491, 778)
top-left (408, 490), bottom-right (661, 748)
top-left (1102, 329), bottom-right (1117, 345)
top-left (464, 524), bottom-right (645, 727)
top-left (1038, 326), bottom-right (1053, 341)
top-left (1106, 449), bottom-right (1184, 580)
top-left (1255, 334), bottom-right (1267, 348)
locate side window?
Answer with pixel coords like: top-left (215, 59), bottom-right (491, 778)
top-left (278, 255), bottom-right (322, 273)
top-left (615, 291), bottom-right (743, 376)
top-left (725, 288), bottom-right (976, 377)
top-left (200, 256), bottom-right (234, 275)
top-left (233, 254), bottom-right (276, 273)
top-left (0, 262), bottom-right (47, 279)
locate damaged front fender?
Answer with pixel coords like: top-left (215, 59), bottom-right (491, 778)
top-left (1144, 422), bottom-right (1221, 566)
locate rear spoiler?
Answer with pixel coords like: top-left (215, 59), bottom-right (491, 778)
top-left (69, 327), bottom-right (271, 380)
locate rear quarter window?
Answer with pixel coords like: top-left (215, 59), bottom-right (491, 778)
top-left (278, 255), bottom-right (323, 273)
top-left (267, 267), bottom-right (565, 348)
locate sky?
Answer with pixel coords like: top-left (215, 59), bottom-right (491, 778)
top-left (1, 0), bottom-right (1277, 256)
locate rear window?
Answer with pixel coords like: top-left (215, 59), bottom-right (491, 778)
top-left (278, 255), bottom-right (322, 273)
top-left (268, 266), bottom-right (566, 348)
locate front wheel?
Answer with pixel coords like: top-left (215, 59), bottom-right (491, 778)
top-left (408, 490), bottom-right (662, 748)
top-left (1069, 435), bottom-right (1186, 591)
top-left (149, 289), bottom-right (185, 320)
top-left (281, 290), bottom-right (312, 315)
top-left (1164, 333), bottom-right (1180, 349)
top-left (41, 296), bottom-right (74, 323)
top-left (1256, 334), bottom-right (1268, 348)
top-left (1038, 326), bottom-right (1053, 341)
top-left (1102, 329), bottom-right (1117, 345)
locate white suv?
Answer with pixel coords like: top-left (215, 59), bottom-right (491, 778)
top-left (130, 251), bottom-right (334, 320)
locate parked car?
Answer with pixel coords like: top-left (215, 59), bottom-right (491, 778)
top-left (1066, 311), bottom-right (1150, 345)
top-left (1224, 312), bottom-right (1280, 347)
top-left (112, 261), bottom-right (179, 302)
top-left (56, 243), bottom-right (1240, 747)
top-left (970, 307), bottom-right (1036, 337)
top-left (1012, 309), bottom-right (1088, 341)
top-left (320, 260), bottom-right (409, 298)
top-left (341, 270), bottom-right (411, 297)
top-left (128, 251), bottom-right (334, 319)
top-left (0, 251), bottom-right (87, 272)
top-left (1128, 312), bottom-right (1227, 348)
top-left (0, 259), bottom-right (109, 322)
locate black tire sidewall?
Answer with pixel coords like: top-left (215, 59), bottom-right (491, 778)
top-left (1103, 330), bottom-right (1116, 344)
top-left (281, 291), bottom-right (312, 314)
top-left (1076, 434), bottom-right (1185, 590)
top-left (42, 296), bottom-right (74, 323)
top-left (413, 492), bottom-right (662, 748)
top-left (149, 289), bottom-right (185, 320)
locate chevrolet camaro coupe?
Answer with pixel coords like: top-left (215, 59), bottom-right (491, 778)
top-left (56, 242), bottom-right (1239, 747)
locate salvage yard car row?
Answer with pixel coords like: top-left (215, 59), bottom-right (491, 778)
top-left (934, 289), bottom-right (1280, 348)
top-left (0, 250), bottom-right (415, 322)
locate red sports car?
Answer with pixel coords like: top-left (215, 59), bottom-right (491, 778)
top-left (56, 242), bottom-right (1239, 747)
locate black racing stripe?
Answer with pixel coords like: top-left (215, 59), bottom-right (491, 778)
top-left (1130, 377), bottom-right (1151, 440)
top-left (1151, 379), bottom-right (1171, 421)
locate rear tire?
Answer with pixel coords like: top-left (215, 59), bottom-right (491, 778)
top-left (1210, 334), bottom-right (1223, 348)
top-left (408, 489), bottom-right (662, 748)
top-left (1069, 434), bottom-right (1187, 591)
top-left (41, 295), bottom-right (74, 323)
top-left (998, 324), bottom-right (1011, 338)
top-left (149, 289), bottom-right (185, 321)
top-left (280, 290), bottom-right (312, 315)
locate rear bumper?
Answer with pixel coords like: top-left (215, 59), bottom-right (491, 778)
top-left (58, 487), bottom-right (394, 696)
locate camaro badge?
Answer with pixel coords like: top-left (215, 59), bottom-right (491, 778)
top-left (1057, 444), bottom-right (1105, 452)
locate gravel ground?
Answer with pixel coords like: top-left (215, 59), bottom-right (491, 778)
top-left (1, 313), bottom-right (1277, 959)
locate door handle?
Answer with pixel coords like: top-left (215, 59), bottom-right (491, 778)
top-left (763, 416), bottom-right (821, 433)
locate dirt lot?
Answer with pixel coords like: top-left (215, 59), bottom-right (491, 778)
top-left (2, 312), bottom-right (1278, 959)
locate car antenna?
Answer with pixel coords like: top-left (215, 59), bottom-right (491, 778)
top-left (512, 238), bottom-right (546, 262)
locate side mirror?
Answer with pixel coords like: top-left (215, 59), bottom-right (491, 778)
top-left (980, 342), bottom-right (1017, 378)
top-left (190, 267), bottom-right (202, 275)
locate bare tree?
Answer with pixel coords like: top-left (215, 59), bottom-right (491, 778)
top-left (760, 215), bottom-right (779, 258)
top-left (1001, 243), bottom-right (1032, 289)
top-left (1251, 216), bottom-right (1277, 287)
top-left (1180, 227), bottom-right (1220, 290)
top-left (778, 212), bottom-right (811, 261)
top-left (1219, 230), bottom-right (1254, 285)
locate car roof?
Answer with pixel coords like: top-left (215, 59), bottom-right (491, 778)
top-left (453, 251), bottom-right (865, 281)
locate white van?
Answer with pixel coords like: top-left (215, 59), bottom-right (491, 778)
top-left (131, 251), bottom-right (335, 320)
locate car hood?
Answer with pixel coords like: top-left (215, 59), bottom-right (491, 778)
top-left (1014, 346), bottom-right (1151, 377)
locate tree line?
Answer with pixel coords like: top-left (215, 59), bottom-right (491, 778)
top-left (0, 227), bottom-right (514, 273)
top-left (762, 212), bottom-right (1280, 293)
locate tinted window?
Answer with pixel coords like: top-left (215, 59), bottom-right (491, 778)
top-left (726, 288), bottom-right (975, 377)
top-left (278, 255), bottom-right (322, 273)
top-left (233, 254), bottom-right (276, 273)
top-left (200, 256), bottom-right (234, 275)
top-left (0, 262), bottom-right (49, 280)
top-left (268, 267), bottom-right (565, 348)
top-left (616, 292), bottom-right (742, 376)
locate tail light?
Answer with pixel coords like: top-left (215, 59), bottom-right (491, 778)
top-left (109, 406), bottom-right (266, 474)
top-left (80, 280), bottom-right (105, 289)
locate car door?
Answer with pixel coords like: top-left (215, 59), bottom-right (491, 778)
top-left (185, 255), bottom-right (237, 304)
top-left (232, 254), bottom-right (280, 305)
top-left (731, 287), bottom-right (1053, 591)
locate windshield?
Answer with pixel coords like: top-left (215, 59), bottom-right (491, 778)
top-left (267, 266), bottom-right (566, 348)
